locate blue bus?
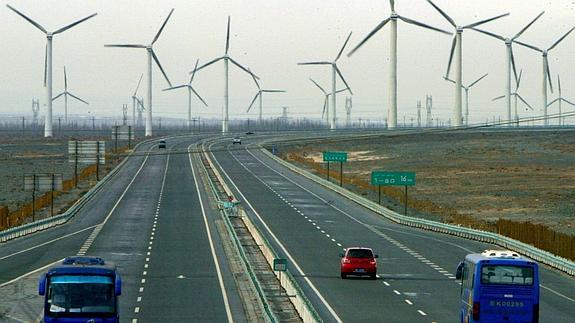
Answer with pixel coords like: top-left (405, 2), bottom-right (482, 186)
top-left (39, 256), bottom-right (122, 323)
top-left (455, 250), bottom-right (539, 323)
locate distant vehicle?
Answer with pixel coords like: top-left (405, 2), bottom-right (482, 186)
top-left (158, 139), bottom-right (166, 149)
top-left (39, 256), bottom-right (122, 323)
top-left (455, 250), bottom-right (539, 323)
top-left (232, 137), bottom-right (241, 145)
top-left (245, 131), bottom-right (254, 135)
top-left (340, 247), bottom-right (378, 279)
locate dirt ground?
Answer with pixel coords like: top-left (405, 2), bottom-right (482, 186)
top-left (279, 129), bottom-right (575, 236)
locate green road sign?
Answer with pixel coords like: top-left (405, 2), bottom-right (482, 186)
top-left (323, 151), bottom-right (347, 162)
top-left (371, 171), bottom-right (416, 186)
top-left (273, 258), bottom-right (287, 271)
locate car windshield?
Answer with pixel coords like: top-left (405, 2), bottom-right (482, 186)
top-left (47, 275), bottom-right (116, 314)
top-left (347, 249), bottom-right (373, 258)
top-left (481, 265), bottom-right (534, 286)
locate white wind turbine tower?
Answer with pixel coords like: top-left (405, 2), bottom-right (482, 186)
top-left (105, 9), bottom-right (175, 137)
top-left (472, 11), bottom-right (544, 127)
top-left (515, 26), bottom-right (575, 126)
top-left (299, 32), bottom-right (354, 130)
top-left (191, 16), bottom-right (258, 134)
top-left (247, 69), bottom-right (285, 125)
top-left (309, 78), bottom-right (349, 124)
top-left (548, 75), bottom-right (575, 126)
top-left (426, 0), bottom-right (508, 127)
top-left (131, 74), bottom-right (143, 127)
top-left (493, 70), bottom-right (534, 126)
top-left (6, 5), bottom-right (97, 137)
top-left (443, 73), bottom-right (488, 125)
top-left (163, 59), bottom-right (208, 130)
top-left (53, 67), bottom-right (89, 123)
top-left (347, 0), bottom-right (451, 129)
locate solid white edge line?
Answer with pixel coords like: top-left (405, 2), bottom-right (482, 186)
top-left (209, 141), bottom-right (343, 323)
top-left (188, 144), bottom-right (234, 323)
top-left (0, 258), bottom-right (64, 288)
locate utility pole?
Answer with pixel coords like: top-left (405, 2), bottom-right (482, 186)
top-left (345, 97), bottom-right (352, 129)
top-left (417, 100), bottom-right (421, 127)
top-left (92, 116), bottom-right (95, 130)
top-left (159, 117), bottom-right (162, 130)
top-left (426, 95), bottom-right (433, 128)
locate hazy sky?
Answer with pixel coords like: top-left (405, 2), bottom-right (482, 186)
top-left (1, 0), bottom-right (574, 124)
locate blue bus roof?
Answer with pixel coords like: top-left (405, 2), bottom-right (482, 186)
top-left (46, 256), bottom-right (117, 277)
top-left (465, 253), bottom-right (537, 266)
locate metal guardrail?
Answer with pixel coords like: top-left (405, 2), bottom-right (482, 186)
top-left (0, 139), bottom-right (151, 243)
top-left (203, 141), bottom-right (322, 323)
top-left (261, 148), bottom-right (575, 276)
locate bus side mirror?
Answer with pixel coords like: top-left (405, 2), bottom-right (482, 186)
top-left (455, 262), bottom-right (464, 280)
top-left (115, 275), bottom-right (122, 296)
top-left (38, 274), bottom-right (46, 296)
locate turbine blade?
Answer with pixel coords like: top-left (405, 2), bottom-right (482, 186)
top-left (67, 92), bottom-right (89, 104)
top-left (335, 88), bottom-right (349, 94)
top-left (390, 0), bottom-right (395, 11)
top-left (322, 98), bottom-right (327, 118)
top-left (261, 90), bottom-right (286, 93)
top-left (229, 57), bottom-right (259, 79)
top-left (512, 11), bottom-right (545, 40)
top-left (298, 61), bottom-right (332, 65)
top-left (549, 26), bottom-right (575, 51)
top-left (151, 50), bottom-right (172, 87)
top-left (6, 5), bottom-right (47, 33)
top-left (558, 75), bottom-right (562, 94)
top-left (463, 13), bottom-right (509, 29)
top-left (247, 67), bottom-right (260, 89)
top-left (426, 0), bottom-right (457, 28)
top-left (443, 76), bottom-right (456, 84)
top-left (162, 84), bottom-right (187, 91)
top-left (468, 73), bottom-right (488, 88)
top-left (310, 78), bottom-right (327, 94)
top-left (445, 35), bottom-right (456, 77)
top-left (225, 16), bottom-right (231, 55)
top-left (52, 92), bottom-right (65, 101)
top-left (152, 8), bottom-right (174, 45)
top-left (347, 18), bottom-right (391, 57)
top-left (190, 87), bottom-right (208, 107)
top-left (134, 73), bottom-right (143, 96)
top-left (104, 44), bottom-right (147, 48)
top-left (471, 28), bottom-right (505, 41)
top-left (398, 15), bottom-right (452, 35)
top-left (514, 40), bottom-right (543, 52)
top-left (516, 70), bottom-right (523, 90)
top-left (64, 66), bottom-right (68, 90)
top-left (335, 32), bottom-right (353, 61)
top-left (563, 98), bottom-right (575, 106)
top-left (335, 66), bottom-right (353, 95)
top-left (190, 56), bottom-right (224, 74)
top-left (510, 46), bottom-right (519, 84)
top-left (53, 13), bottom-right (97, 34)
top-left (189, 59), bottom-right (199, 84)
top-left (492, 95), bottom-right (505, 101)
top-left (547, 98), bottom-right (560, 107)
top-left (516, 94), bottom-right (534, 110)
top-left (246, 92), bottom-right (260, 113)
top-left (546, 58), bottom-right (553, 93)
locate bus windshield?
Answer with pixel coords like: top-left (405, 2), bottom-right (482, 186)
top-left (481, 265), bottom-right (534, 286)
top-left (47, 275), bottom-right (116, 314)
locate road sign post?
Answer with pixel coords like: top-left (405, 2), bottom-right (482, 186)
top-left (371, 171), bottom-right (416, 216)
top-left (24, 173), bottom-right (63, 220)
top-left (273, 258), bottom-right (287, 296)
top-left (323, 151), bottom-right (347, 186)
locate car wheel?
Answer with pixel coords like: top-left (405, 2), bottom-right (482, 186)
top-left (341, 273), bottom-right (347, 279)
top-left (370, 273), bottom-right (377, 280)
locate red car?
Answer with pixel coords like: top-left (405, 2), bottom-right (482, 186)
top-left (340, 247), bottom-right (378, 279)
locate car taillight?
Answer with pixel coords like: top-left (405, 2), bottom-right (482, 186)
top-left (343, 258), bottom-right (351, 264)
top-left (472, 302), bottom-right (480, 321)
top-left (533, 304), bottom-right (539, 323)
top-left (370, 260), bottom-right (376, 265)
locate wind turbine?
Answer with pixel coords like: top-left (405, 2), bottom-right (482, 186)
top-left (472, 11), bottom-right (544, 126)
top-left (309, 78), bottom-right (349, 123)
top-left (493, 70), bottom-right (533, 126)
top-left (426, 0), bottom-right (508, 127)
top-left (347, 0), bottom-right (451, 129)
top-left (515, 26), bottom-right (575, 126)
top-left (548, 75), bottom-right (575, 126)
top-left (246, 69), bottom-right (285, 125)
top-left (6, 5), bottom-right (97, 137)
top-left (444, 73), bottom-right (488, 125)
top-left (163, 59), bottom-right (208, 130)
top-left (131, 74), bottom-right (143, 127)
top-left (299, 32), bottom-right (354, 130)
top-left (52, 67), bottom-right (88, 122)
top-left (190, 16), bottom-right (258, 134)
top-left (105, 8), bottom-right (174, 137)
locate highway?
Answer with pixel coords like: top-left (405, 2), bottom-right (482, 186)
top-left (208, 133), bottom-right (575, 322)
top-left (0, 131), bottom-right (574, 322)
